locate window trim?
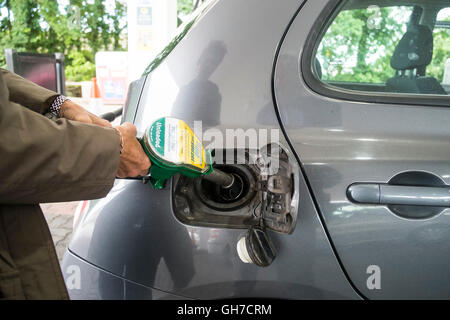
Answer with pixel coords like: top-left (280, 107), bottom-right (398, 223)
top-left (301, 0), bottom-right (450, 107)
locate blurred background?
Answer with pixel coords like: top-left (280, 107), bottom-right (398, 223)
top-left (0, 0), bottom-right (205, 113)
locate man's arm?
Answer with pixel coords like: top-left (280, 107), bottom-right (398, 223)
top-left (0, 99), bottom-right (121, 204)
top-left (0, 68), bottom-right (150, 204)
top-left (0, 68), bottom-right (59, 114)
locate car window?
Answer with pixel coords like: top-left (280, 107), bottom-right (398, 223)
top-left (313, 0), bottom-right (450, 96)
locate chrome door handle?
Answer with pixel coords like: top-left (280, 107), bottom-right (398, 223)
top-left (347, 183), bottom-right (450, 207)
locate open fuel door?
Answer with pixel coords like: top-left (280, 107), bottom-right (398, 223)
top-left (172, 143), bottom-right (298, 266)
top-left (172, 144), bottom-right (298, 234)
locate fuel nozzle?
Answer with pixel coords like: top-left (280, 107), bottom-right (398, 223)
top-left (202, 168), bottom-right (235, 188)
top-left (140, 117), bottom-right (244, 190)
top-left (202, 168), bottom-right (246, 202)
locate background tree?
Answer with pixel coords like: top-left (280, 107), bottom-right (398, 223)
top-left (0, 0), bottom-right (127, 81)
top-left (0, 0), bottom-right (202, 81)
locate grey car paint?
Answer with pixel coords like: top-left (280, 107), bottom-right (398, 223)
top-left (275, 0), bottom-right (450, 299)
top-left (63, 251), bottom-right (189, 300)
top-left (63, 0), bottom-right (450, 300)
top-left (64, 0), bottom-right (361, 299)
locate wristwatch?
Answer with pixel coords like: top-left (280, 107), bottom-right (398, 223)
top-left (48, 95), bottom-right (68, 117)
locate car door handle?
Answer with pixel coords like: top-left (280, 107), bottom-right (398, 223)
top-left (347, 183), bottom-right (450, 207)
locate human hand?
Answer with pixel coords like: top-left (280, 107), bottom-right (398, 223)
top-left (60, 99), bottom-right (112, 128)
top-left (115, 123), bottom-right (151, 178)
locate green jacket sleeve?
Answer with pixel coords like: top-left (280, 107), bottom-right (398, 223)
top-left (0, 68), bottom-right (59, 114)
top-left (0, 70), bottom-right (120, 204)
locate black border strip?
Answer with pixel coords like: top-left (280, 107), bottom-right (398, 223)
top-left (301, 0), bottom-right (450, 107)
top-left (271, 0), bottom-right (367, 299)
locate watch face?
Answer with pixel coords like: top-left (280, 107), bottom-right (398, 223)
top-left (147, 117), bottom-right (206, 171)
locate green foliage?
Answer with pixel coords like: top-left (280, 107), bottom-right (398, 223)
top-left (177, 0), bottom-right (196, 26)
top-left (178, 0), bottom-right (194, 16)
top-left (0, 0), bottom-right (127, 80)
top-left (429, 12), bottom-right (450, 82)
top-left (317, 5), bottom-right (449, 85)
top-left (1, 0), bottom-right (199, 77)
top-left (65, 51), bottom-right (96, 81)
top-left (429, 30), bottom-right (450, 82)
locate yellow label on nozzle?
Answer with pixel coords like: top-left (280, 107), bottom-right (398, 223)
top-left (149, 117), bottom-right (206, 170)
top-left (178, 119), bottom-right (206, 170)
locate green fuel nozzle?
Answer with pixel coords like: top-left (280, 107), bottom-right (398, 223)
top-left (139, 117), bottom-right (236, 190)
